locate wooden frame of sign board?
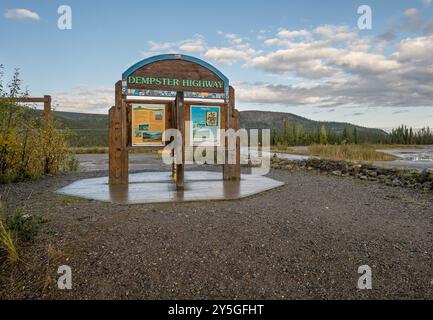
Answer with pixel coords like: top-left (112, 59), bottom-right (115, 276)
top-left (108, 54), bottom-right (240, 188)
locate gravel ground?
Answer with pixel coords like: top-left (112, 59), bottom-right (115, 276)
top-left (1, 165), bottom-right (433, 299)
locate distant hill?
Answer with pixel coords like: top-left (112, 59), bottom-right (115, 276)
top-left (240, 110), bottom-right (388, 143)
top-left (52, 111), bottom-right (109, 147)
top-left (47, 110), bottom-right (388, 147)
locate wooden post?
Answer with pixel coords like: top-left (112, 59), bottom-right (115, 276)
top-left (43, 95), bottom-right (52, 127)
top-left (175, 91), bottom-right (185, 190)
top-left (233, 109), bottom-right (241, 180)
top-left (109, 81), bottom-right (129, 184)
top-left (223, 86), bottom-right (241, 180)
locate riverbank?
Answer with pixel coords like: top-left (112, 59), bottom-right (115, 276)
top-left (271, 156), bottom-right (433, 192)
top-left (271, 144), bottom-right (433, 171)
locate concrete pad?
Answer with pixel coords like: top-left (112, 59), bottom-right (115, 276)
top-left (56, 171), bottom-right (284, 204)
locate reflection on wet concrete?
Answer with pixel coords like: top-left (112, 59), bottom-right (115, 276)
top-left (108, 183), bottom-right (130, 203)
top-left (57, 171), bottom-right (284, 204)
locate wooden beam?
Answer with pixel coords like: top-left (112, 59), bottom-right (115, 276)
top-left (43, 95), bottom-right (52, 127)
top-left (0, 96), bottom-right (52, 128)
top-left (175, 91), bottom-right (185, 190)
top-left (223, 86), bottom-right (240, 180)
top-left (109, 81), bottom-right (129, 184)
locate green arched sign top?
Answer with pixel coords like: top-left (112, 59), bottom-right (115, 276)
top-left (122, 54), bottom-right (229, 90)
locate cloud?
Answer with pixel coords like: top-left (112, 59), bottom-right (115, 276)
top-left (423, 0), bottom-right (432, 7)
top-left (141, 18), bottom-right (433, 111)
top-left (394, 35), bottom-right (433, 62)
top-left (313, 25), bottom-right (357, 42)
top-left (54, 86), bottom-right (113, 114)
top-left (146, 35), bottom-right (207, 55)
top-left (147, 41), bottom-right (173, 52)
top-left (392, 110), bottom-right (409, 115)
top-left (277, 28), bottom-right (311, 39)
top-left (237, 31), bottom-right (433, 109)
top-left (402, 8), bottom-right (423, 33)
top-left (205, 47), bottom-right (255, 65)
top-left (178, 36), bottom-right (206, 54)
top-left (4, 8), bottom-right (40, 21)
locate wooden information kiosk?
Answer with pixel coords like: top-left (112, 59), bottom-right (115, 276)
top-left (108, 54), bottom-right (240, 189)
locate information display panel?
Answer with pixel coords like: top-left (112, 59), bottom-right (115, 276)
top-left (190, 105), bottom-right (221, 146)
top-left (131, 104), bottom-right (165, 147)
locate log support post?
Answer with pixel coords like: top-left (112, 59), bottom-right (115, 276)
top-left (175, 91), bottom-right (185, 190)
top-left (109, 81), bottom-right (129, 184)
top-left (223, 86), bottom-right (241, 181)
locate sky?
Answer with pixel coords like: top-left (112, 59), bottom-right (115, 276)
top-left (1, 0), bottom-right (433, 130)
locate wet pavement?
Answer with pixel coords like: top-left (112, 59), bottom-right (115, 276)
top-left (57, 171), bottom-right (284, 204)
top-left (76, 153), bottom-right (171, 172)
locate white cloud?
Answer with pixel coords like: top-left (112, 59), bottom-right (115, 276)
top-left (178, 36), bottom-right (206, 54)
top-left (146, 35), bottom-right (207, 55)
top-left (143, 20), bottom-right (433, 110)
top-left (147, 41), bottom-right (173, 52)
top-left (314, 25), bottom-right (357, 42)
top-left (54, 86), bottom-right (113, 114)
top-left (4, 8), bottom-right (40, 21)
top-left (205, 47), bottom-right (255, 65)
top-left (395, 35), bottom-right (433, 62)
top-left (277, 28), bottom-right (311, 39)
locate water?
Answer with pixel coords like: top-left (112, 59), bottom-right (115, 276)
top-left (379, 147), bottom-right (433, 162)
top-left (375, 146), bottom-right (433, 171)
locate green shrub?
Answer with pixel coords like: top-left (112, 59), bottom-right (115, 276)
top-left (0, 66), bottom-right (74, 183)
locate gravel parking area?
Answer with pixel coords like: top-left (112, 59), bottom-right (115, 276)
top-left (1, 166), bottom-right (433, 299)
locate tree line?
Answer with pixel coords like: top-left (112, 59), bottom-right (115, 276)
top-left (272, 121), bottom-right (360, 146)
top-left (272, 120), bottom-right (433, 147)
top-left (389, 125), bottom-right (433, 145)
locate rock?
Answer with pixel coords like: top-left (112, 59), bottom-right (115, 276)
top-left (418, 169), bottom-right (433, 183)
top-left (332, 170), bottom-right (342, 176)
top-left (367, 170), bottom-right (378, 177)
top-left (422, 182), bottom-right (433, 190)
top-left (384, 179), bottom-right (393, 186)
top-left (392, 179), bottom-right (403, 187)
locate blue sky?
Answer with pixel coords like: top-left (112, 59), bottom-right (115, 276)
top-left (1, 0), bottom-right (433, 129)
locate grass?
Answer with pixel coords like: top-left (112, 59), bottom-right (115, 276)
top-left (272, 144), bottom-right (399, 161)
top-left (307, 144), bottom-right (398, 161)
top-left (270, 146), bottom-right (308, 155)
top-left (69, 147), bottom-right (109, 154)
top-left (0, 219), bottom-right (19, 263)
top-left (0, 199), bottom-right (49, 264)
